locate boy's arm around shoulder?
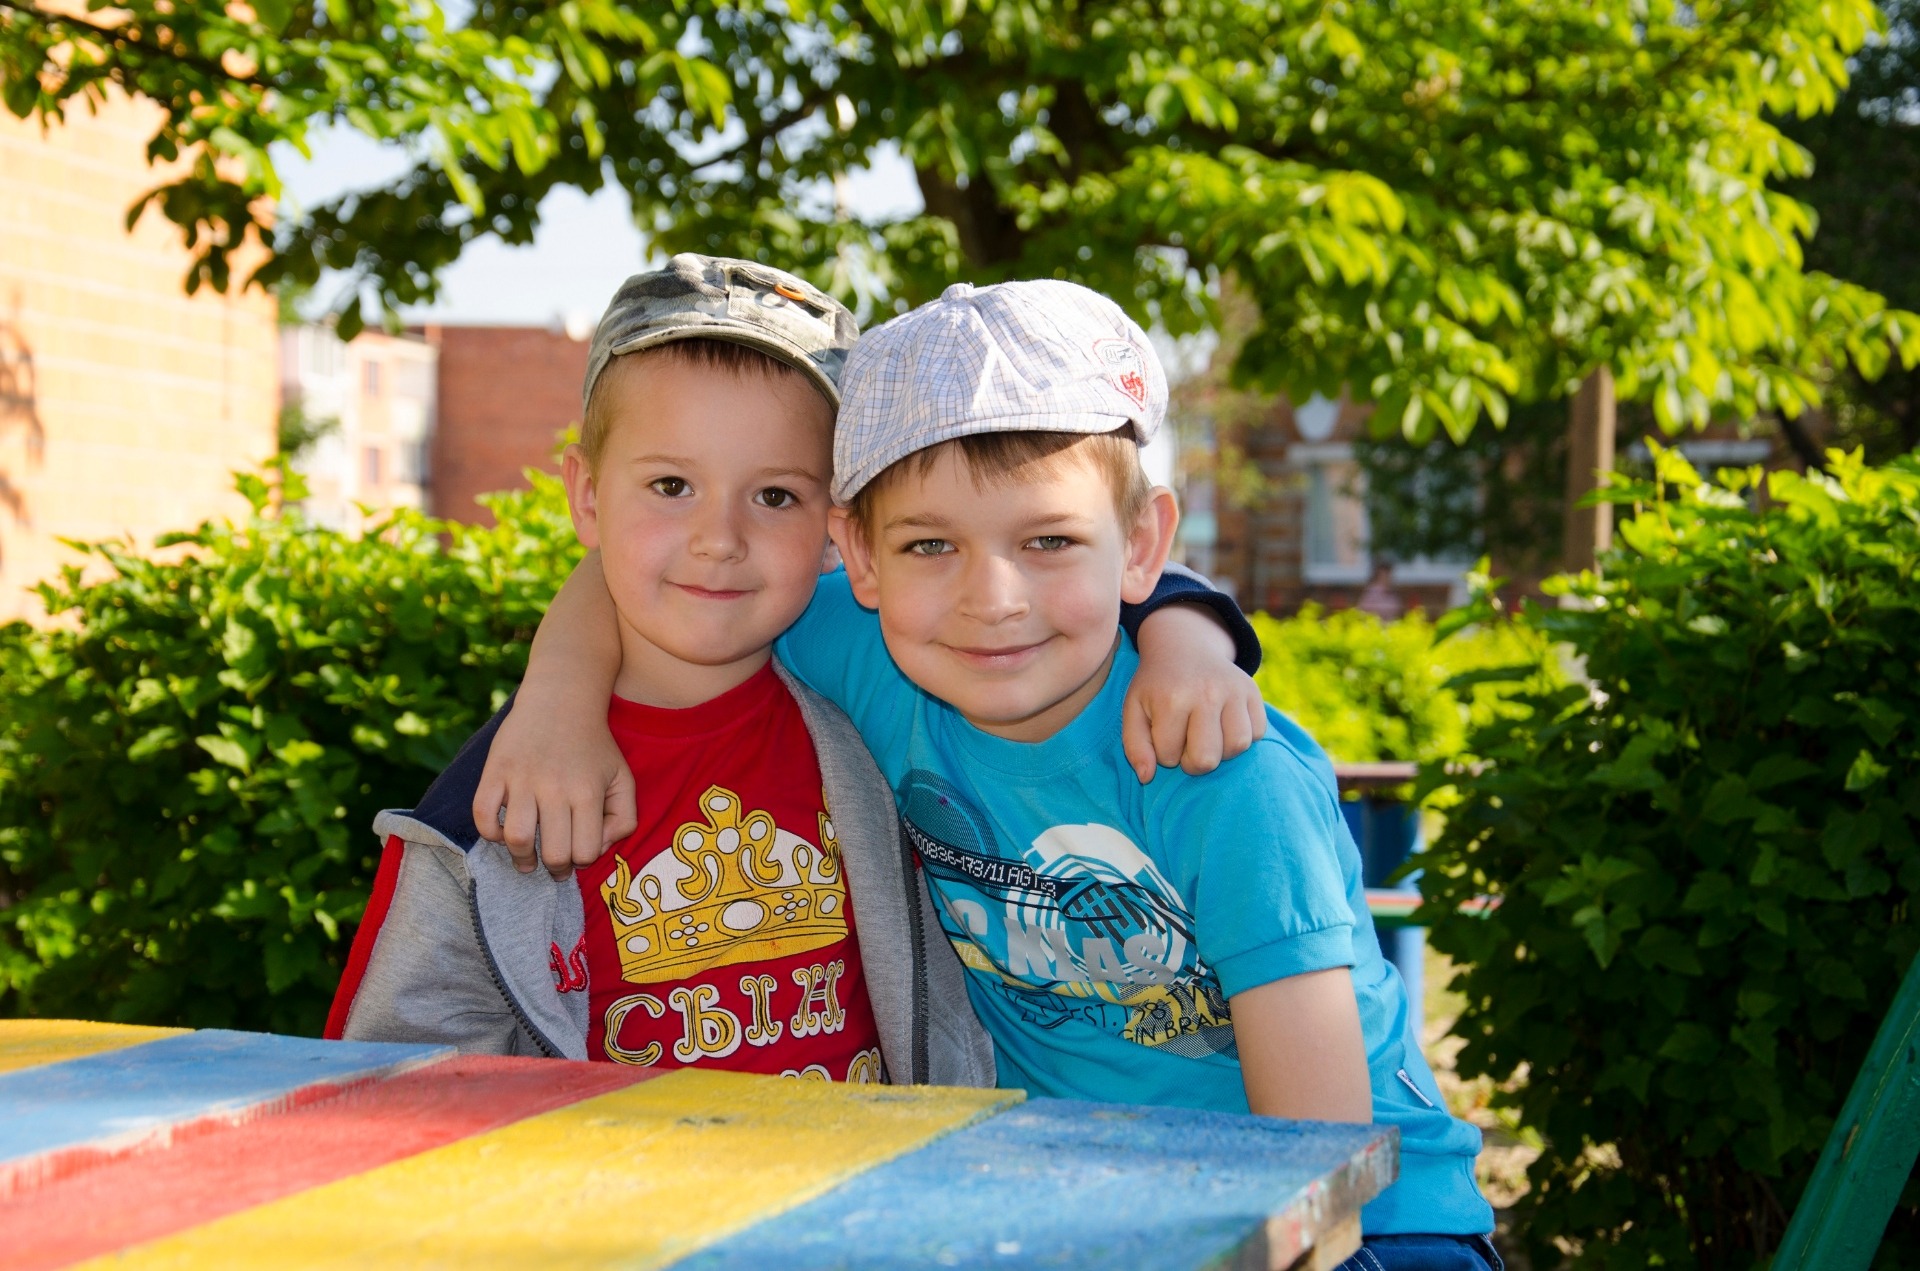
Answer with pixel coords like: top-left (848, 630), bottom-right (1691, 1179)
top-left (330, 831), bottom-right (546, 1057)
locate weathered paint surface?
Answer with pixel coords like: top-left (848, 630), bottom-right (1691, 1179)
top-left (670, 1098), bottom-right (1397, 1271)
top-left (85, 1067), bottom-right (1021, 1271)
top-left (0, 1019), bottom-right (187, 1076)
top-left (3, 1055), bottom-right (652, 1271)
top-left (0, 1029), bottom-right (448, 1198)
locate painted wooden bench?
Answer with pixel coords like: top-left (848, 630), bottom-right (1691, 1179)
top-left (0, 1020), bottom-right (1395, 1270)
top-left (1772, 947), bottom-right (1920, 1270)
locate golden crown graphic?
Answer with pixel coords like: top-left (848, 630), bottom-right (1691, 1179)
top-left (600, 784), bottom-right (848, 983)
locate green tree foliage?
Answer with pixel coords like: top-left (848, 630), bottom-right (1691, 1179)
top-left (2, 0), bottom-right (1914, 429)
top-left (1783, 0), bottom-right (1920, 461)
top-left (1252, 603), bottom-right (1555, 770)
top-left (1421, 447), bottom-right (1920, 1266)
top-left (0, 467), bottom-right (581, 1035)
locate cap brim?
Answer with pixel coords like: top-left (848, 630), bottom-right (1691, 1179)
top-left (606, 321), bottom-right (841, 409)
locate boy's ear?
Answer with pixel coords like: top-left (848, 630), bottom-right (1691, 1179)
top-left (561, 444), bottom-right (601, 550)
top-left (828, 507), bottom-right (882, 608)
top-left (1120, 486), bottom-right (1180, 605)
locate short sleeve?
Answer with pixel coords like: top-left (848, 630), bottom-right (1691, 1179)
top-left (1153, 722), bottom-right (1358, 998)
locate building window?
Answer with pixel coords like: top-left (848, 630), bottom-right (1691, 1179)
top-left (1293, 442), bottom-right (1371, 584)
top-left (396, 439), bottom-right (430, 486)
top-left (363, 446), bottom-right (383, 487)
top-left (363, 360), bottom-right (382, 397)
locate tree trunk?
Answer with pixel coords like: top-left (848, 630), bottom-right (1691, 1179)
top-left (1562, 367), bottom-right (1617, 573)
top-left (1777, 410), bottom-right (1829, 472)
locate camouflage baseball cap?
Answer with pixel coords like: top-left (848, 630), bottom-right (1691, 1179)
top-left (582, 254), bottom-right (859, 412)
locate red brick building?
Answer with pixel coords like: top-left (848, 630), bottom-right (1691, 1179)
top-left (420, 324), bottom-right (590, 524)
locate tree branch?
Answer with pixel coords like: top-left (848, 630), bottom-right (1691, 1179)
top-left (1776, 410), bottom-right (1829, 471)
top-left (0, 0), bottom-right (262, 87)
top-left (687, 91), bottom-right (832, 175)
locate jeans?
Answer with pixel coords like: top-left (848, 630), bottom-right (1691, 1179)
top-left (1335, 1233), bottom-right (1504, 1271)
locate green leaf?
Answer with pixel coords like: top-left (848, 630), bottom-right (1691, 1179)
top-left (127, 725), bottom-right (183, 762)
top-left (252, 0), bottom-right (294, 33)
top-left (1635, 925), bottom-right (1704, 975)
top-left (195, 734), bottom-right (252, 774)
top-left (1845, 749), bottom-right (1890, 791)
top-left (1658, 1022), bottom-right (1721, 1065)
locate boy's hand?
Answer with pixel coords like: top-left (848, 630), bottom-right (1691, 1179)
top-left (472, 706), bottom-right (638, 878)
top-left (1124, 603), bottom-right (1267, 782)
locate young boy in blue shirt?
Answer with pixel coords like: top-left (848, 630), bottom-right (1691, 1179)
top-left (491, 280), bottom-right (1497, 1270)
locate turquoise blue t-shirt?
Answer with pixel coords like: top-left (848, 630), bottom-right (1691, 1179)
top-left (775, 572), bottom-right (1492, 1236)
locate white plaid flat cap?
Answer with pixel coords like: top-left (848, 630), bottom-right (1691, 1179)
top-left (832, 279), bottom-right (1167, 503)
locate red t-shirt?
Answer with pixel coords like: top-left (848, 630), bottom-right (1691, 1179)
top-left (570, 663), bottom-right (885, 1083)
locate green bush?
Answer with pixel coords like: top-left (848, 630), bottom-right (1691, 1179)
top-left (0, 466), bottom-right (581, 1035)
top-left (1252, 603), bottom-right (1553, 769)
top-left (1422, 446), bottom-right (1920, 1268)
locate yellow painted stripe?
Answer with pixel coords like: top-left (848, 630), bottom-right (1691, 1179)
top-left (91, 1069), bottom-right (1022, 1271)
top-left (0, 1020), bottom-right (187, 1076)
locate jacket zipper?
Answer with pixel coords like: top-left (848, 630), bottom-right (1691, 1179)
top-left (900, 821), bottom-right (931, 1084)
top-left (468, 879), bottom-right (563, 1059)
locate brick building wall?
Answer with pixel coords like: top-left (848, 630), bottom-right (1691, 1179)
top-left (1181, 394), bottom-right (1465, 617)
top-left (421, 324), bottom-right (589, 523)
top-left (0, 93), bottom-right (277, 622)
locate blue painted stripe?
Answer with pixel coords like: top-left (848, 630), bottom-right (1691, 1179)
top-left (0, 1029), bottom-right (449, 1195)
top-left (667, 1098), bottom-right (1396, 1271)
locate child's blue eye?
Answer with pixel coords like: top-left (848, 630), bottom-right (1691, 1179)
top-left (650, 477), bottom-right (690, 497)
top-left (906, 539), bottom-right (953, 557)
top-left (1028, 535), bottom-right (1073, 551)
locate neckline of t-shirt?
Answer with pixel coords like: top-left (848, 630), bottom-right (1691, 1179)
top-left (607, 659), bottom-right (786, 741)
top-left (943, 637), bottom-right (1137, 777)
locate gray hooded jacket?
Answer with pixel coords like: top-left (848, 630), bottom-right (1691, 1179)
top-left (332, 661), bottom-right (996, 1087)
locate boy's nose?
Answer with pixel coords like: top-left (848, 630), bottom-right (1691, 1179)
top-left (688, 502), bottom-right (747, 561)
top-left (958, 554), bottom-right (1030, 624)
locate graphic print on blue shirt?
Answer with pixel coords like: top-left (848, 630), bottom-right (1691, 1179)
top-left (898, 767), bottom-right (1237, 1061)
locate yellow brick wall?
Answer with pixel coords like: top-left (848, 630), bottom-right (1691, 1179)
top-left (0, 92), bottom-right (278, 623)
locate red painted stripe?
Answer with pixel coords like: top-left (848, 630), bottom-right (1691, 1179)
top-left (324, 834), bottom-right (408, 1040)
top-left (1, 1054), bottom-right (652, 1269)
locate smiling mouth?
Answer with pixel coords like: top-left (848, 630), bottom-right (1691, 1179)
top-left (673, 583), bottom-right (752, 600)
top-left (946, 639), bottom-right (1050, 668)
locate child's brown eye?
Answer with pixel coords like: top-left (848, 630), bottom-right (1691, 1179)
top-left (758, 488), bottom-right (796, 508)
top-left (651, 477), bottom-right (689, 497)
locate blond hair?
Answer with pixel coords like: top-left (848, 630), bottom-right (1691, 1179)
top-left (845, 429), bottom-right (1151, 539)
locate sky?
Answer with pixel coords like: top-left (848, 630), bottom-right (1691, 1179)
top-left (272, 127), bottom-right (924, 329)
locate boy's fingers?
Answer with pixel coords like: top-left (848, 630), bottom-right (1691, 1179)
top-left (501, 797), bottom-right (541, 873)
top-left (472, 772), bottom-right (507, 851)
top-left (1150, 701), bottom-right (1189, 769)
top-left (1122, 697), bottom-right (1158, 783)
top-left (1220, 701), bottom-right (1256, 761)
top-left (1179, 705), bottom-right (1226, 775)
top-left (539, 798), bottom-right (574, 878)
top-left (602, 770), bottom-right (639, 849)
top-left (1245, 692), bottom-right (1269, 742)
